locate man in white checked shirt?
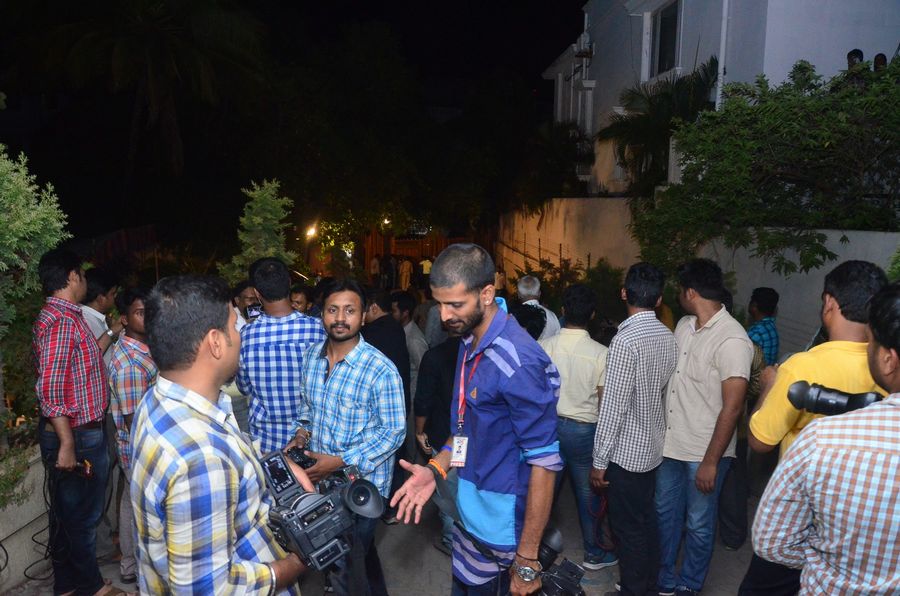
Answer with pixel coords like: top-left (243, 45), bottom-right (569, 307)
top-left (753, 281), bottom-right (900, 595)
top-left (591, 263), bottom-right (677, 596)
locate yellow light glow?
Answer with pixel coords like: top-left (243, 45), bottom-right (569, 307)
top-left (383, 218), bottom-right (391, 225)
top-left (306, 226), bottom-right (317, 238)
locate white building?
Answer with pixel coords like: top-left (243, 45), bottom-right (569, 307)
top-left (544, 0), bottom-right (900, 193)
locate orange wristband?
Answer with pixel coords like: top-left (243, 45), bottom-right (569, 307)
top-left (427, 458), bottom-right (448, 480)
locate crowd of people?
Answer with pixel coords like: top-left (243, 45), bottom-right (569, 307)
top-left (30, 241), bottom-right (900, 596)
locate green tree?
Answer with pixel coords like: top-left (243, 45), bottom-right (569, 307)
top-left (219, 180), bottom-right (298, 284)
top-left (634, 60), bottom-right (900, 275)
top-left (0, 145), bottom-right (70, 452)
top-left (596, 57), bottom-right (719, 197)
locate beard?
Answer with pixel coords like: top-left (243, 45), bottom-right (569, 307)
top-left (446, 300), bottom-right (485, 337)
top-left (326, 322), bottom-right (360, 343)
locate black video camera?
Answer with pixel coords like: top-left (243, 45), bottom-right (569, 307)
top-left (788, 381), bottom-right (882, 416)
top-left (537, 527), bottom-right (586, 596)
top-left (259, 448), bottom-right (383, 571)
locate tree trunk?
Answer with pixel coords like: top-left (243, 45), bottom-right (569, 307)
top-left (0, 348), bottom-right (8, 452)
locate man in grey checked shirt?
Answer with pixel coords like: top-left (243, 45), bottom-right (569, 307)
top-left (237, 257), bottom-right (326, 454)
top-left (591, 263), bottom-right (677, 596)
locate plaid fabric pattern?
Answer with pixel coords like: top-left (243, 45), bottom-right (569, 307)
top-left (593, 311), bottom-right (678, 472)
top-left (747, 316), bottom-right (779, 365)
top-left (294, 336), bottom-right (406, 497)
top-left (33, 297), bottom-right (108, 426)
top-left (107, 335), bottom-right (157, 469)
top-left (130, 376), bottom-right (298, 595)
top-left (237, 311), bottom-right (327, 454)
top-left (753, 394), bottom-right (900, 594)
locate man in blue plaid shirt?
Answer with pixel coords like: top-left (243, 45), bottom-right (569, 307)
top-left (237, 258), bottom-right (326, 454)
top-left (746, 287), bottom-right (780, 366)
top-left (287, 278), bottom-right (406, 596)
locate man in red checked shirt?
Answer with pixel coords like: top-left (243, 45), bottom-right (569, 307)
top-left (33, 248), bottom-right (119, 596)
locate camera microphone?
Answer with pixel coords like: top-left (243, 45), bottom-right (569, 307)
top-left (787, 381), bottom-right (881, 416)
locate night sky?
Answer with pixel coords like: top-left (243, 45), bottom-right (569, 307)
top-left (0, 1), bottom-right (587, 250)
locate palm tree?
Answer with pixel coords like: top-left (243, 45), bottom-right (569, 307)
top-left (596, 56), bottom-right (718, 197)
top-left (11, 0), bottom-right (265, 184)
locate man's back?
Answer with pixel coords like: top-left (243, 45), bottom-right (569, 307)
top-left (237, 311), bottom-right (326, 453)
top-left (540, 329), bottom-right (607, 423)
top-left (749, 340), bottom-right (884, 456)
top-left (361, 314), bottom-right (411, 405)
top-left (753, 395), bottom-right (900, 594)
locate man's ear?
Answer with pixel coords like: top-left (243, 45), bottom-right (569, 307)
top-left (822, 293), bottom-right (838, 318)
top-left (481, 284), bottom-right (496, 306)
top-left (655, 296), bottom-right (663, 309)
top-left (253, 288), bottom-right (262, 304)
top-left (205, 328), bottom-right (224, 360)
top-left (620, 288), bottom-right (627, 302)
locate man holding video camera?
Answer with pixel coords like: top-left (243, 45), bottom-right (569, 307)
top-left (287, 278), bottom-right (406, 596)
top-left (130, 275), bottom-right (312, 594)
top-left (741, 260), bottom-right (887, 595)
top-left (752, 281), bottom-right (900, 593)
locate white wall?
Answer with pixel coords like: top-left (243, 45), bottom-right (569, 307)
top-left (762, 0), bottom-right (900, 83)
top-left (496, 198), bottom-right (641, 275)
top-left (703, 231), bottom-right (900, 356)
top-left (724, 0), bottom-right (768, 85)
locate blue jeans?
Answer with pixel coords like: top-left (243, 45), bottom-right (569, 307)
top-left (556, 417), bottom-right (606, 556)
top-left (39, 421), bottom-right (110, 596)
top-left (451, 572), bottom-right (511, 595)
top-left (329, 513), bottom-right (388, 596)
top-left (655, 457), bottom-right (731, 591)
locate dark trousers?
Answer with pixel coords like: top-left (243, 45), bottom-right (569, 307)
top-left (451, 572), bottom-right (511, 596)
top-left (39, 422), bottom-right (110, 596)
top-left (329, 514), bottom-right (388, 596)
top-left (738, 554), bottom-right (801, 596)
top-left (606, 462), bottom-right (659, 596)
top-left (718, 438), bottom-right (748, 548)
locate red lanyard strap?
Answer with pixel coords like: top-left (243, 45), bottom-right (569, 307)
top-left (457, 350), bottom-right (483, 432)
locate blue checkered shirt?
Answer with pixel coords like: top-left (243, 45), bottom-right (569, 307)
top-left (237, 311), bottom-right (327, 454)
top-left (294, 336), bottom-right (406, 497)
top-left (130, 376), bottom-right (298, 595)
top-left (747, 316), bottom-right (779, 365)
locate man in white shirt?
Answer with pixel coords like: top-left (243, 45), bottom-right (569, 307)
top-left (392, 290), bottom-right (429, 399)
top-left (80, 267), bottom-right (123, 366)
top-left (518, 275), bottom-right (560, 340)
top-left (540, 284), bottom-right (614, 570)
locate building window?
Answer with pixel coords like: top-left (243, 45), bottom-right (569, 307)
top-left (651, 1), bottom-right (678, 77)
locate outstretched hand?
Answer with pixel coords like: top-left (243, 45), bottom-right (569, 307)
top-left (389, 459), bottom-right (437, 524)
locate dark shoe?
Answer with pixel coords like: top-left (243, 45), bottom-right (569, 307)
top-left (583, 550), bottom-right (618, 570)
top-left (120, 573), bottom-right (136, 584)
top-left (674, 588), bottom-right (700, 596)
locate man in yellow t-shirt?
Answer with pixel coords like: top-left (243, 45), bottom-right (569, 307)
top-left (741, 260), bottom-right (887, 596)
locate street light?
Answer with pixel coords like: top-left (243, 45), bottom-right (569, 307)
top-left (306, 225), bottom-right (317, 238)
top-left (383, 218), bottom-right (390, 225)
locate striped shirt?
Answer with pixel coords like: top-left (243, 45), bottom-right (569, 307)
top-left (294, 336), bottom-right (405, 498)
top-left (451, 313), bottom-right (563, 586)
top-left (107, 335), bottom-right (157, 469)
top-left (753, 394), bottom-right (900, 594)
top-left (33, 297), bottom-right (108, 426)
top-left (593, 311), bottom-right (678, 472)
top-left (130, 376), bottom-right (298, 595)
top-left (237, 311), bottom-right (327, 454)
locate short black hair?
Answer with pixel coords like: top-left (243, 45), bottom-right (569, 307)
top-left (511, 303), bottom-right (546, 340)
top-left (145, 275), bottom-right (232, 371)
top-left (366, 288), bottom-right (392, 312)
top-left (232, 280), bottom-right (252, 300)
top-left (750, 287), bottom-right (779, 316)
top-left (624, 262), bottom-right (666, 308)
top-left (249, 257), bottom-right (290, 302)
top-left (847, 48), bottom-right (864, 62)
top-left (291, 285), bottom-right (314, 301)
top-left (677, 259), bottom-right (725, 301)
top-left (391, 291), bottom-right (417, 316)
top-left (823, 260), bottom-right (887, 323)
top-left (37, 248), bottom-right (84, 296)
top-left (115, 287), bottom-right (148, 314)
top-left (430, 243), bottom-right (495, 293)
top-left (322, 278), bottom-right (367, 309)
top-left (869, 282), bottom-right (900, 353)
top-left (562, 284), bottom-right (596, 327)
top-left (83, 267), bottom-right (119, 304)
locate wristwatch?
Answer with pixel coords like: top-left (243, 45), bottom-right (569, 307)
top-left (105, 328), bottom-right (115, 338)
top-left (513, 561), bottom-right (540, 582)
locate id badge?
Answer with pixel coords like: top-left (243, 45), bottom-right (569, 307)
top-left (450, 435), bottom-right (469, 468)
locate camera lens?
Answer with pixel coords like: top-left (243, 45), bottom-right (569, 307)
top-left (350, 485), bottom-right (370, 507)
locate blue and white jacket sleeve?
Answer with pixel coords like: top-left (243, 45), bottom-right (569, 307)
top-left (503, 357), bottom-right (563, 471)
